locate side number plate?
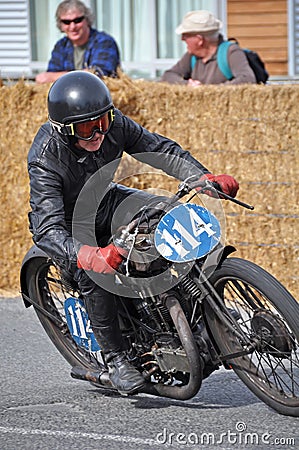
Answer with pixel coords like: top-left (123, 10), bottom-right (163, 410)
top-left (64, 297), bottom-right (100, 352)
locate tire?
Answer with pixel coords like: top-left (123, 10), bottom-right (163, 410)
top-left (204, 257), bottom-right (299, 417)
top-left (26, 257), bottom-right (104, 371)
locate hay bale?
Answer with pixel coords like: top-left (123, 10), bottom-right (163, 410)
top-left (0, 74), bottom-right (298, 300)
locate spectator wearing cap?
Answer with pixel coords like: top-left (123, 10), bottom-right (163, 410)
top-left (161, 10), bottom-right (256, 86)
top-left (36, 0), bottom-right (120, 84)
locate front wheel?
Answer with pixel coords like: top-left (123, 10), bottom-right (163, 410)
top-left (204, 257), bottom-right (299, 417)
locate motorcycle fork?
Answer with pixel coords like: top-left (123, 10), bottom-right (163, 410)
top-left (192, 264), bottom-right (256, 360)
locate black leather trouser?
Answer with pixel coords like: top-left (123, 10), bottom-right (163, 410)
top-left (72, 184), bottom-right (160, 355)
top-left (75, 269), bottom-right (124, 355)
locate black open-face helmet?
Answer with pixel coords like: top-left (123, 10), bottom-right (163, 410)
top-left (48, 71), bottom-right (114, 141)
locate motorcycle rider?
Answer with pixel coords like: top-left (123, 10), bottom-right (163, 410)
top-left (27, 71), bottom-right (239, 395)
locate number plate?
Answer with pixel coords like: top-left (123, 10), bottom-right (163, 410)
top-left (64, 297), bottom-right (101, 352)
top-left (154, 204), bottom-right (221, 262)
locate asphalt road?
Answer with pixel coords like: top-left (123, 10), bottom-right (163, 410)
top-left (0, 296), bottom-right (298, 450)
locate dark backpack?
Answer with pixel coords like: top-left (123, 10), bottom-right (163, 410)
top-left (191, 38), bottom-right (269, 84)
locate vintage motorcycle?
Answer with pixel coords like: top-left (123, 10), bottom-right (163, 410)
top-left (20, 177), bottom-right (299, 417)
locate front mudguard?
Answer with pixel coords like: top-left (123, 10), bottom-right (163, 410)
top-left (20, 245), bottom-right (50, 308)
top-left (202, 244), bottom-right (236, 278)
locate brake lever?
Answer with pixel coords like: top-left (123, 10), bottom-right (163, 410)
top-left (212, 189), bottom-right (254, 210)
top-left (194, 180), bottom-right (255, 210)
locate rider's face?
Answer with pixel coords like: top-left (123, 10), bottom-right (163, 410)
top-left (76, 132), bottom-right (105, 152)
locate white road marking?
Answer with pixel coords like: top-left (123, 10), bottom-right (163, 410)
top-left (0, 426), bottom-right (163, 446)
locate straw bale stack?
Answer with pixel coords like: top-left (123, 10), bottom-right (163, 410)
top-left (0, 73), bottom-right (298, 300)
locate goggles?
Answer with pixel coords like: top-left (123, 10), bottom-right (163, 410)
top-left (63, 110), bottom-right (114, 141)
top-left (60, 15), bottom-right (85, 25)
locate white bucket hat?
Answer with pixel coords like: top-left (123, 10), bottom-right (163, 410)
top-left (176, 10), bottom-right (222, 35)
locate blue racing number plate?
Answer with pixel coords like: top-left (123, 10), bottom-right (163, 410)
top-left (154, 204), bottom-right (221, 262)
top-left (64, 297), bottom-right (100, 352)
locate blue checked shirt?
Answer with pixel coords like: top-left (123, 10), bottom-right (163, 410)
top-left (47, 28), bottom-right (120, 77)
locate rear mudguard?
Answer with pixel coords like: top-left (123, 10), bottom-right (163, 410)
top-left (20, 245), bottom-right (50, 308)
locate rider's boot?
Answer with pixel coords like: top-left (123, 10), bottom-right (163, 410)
top-left (105, 351), bottom-right (145, 395)
top-left (93, 324), bottom-right (145, 395)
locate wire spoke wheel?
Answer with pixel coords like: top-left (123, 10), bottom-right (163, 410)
top-left (26, 257), bottom-right (104, 371)
top-left (205, 257), bottom-right (299, 417)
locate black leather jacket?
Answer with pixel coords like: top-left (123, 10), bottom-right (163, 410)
top-left (28, 108), bottom-right (209, 269)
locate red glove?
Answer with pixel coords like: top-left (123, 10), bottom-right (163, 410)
top-left (199, 174), bottom-right (239, 198)
top-left (77, 244), bottom-right (127, 274)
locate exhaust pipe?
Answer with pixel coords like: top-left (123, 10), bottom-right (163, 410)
top-left (141, 295), bottom-right (203, 400)
top-left (71, 365), bottom-right (112, 388)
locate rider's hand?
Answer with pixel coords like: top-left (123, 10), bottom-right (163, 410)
top-left (77, 244), bottom-right (127, 274)
top-left (198, 174), bottom-right (239, 198)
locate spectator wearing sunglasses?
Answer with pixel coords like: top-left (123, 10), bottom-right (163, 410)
top-left (35, 0), bottom-right (120, 84)
top-left (27, 71), bottom-right (239, 395)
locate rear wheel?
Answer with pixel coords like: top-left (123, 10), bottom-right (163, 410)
top-left (26, 257), bottom-right (104, 371)
top-left (205, 257), bottom-right (299, 417)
